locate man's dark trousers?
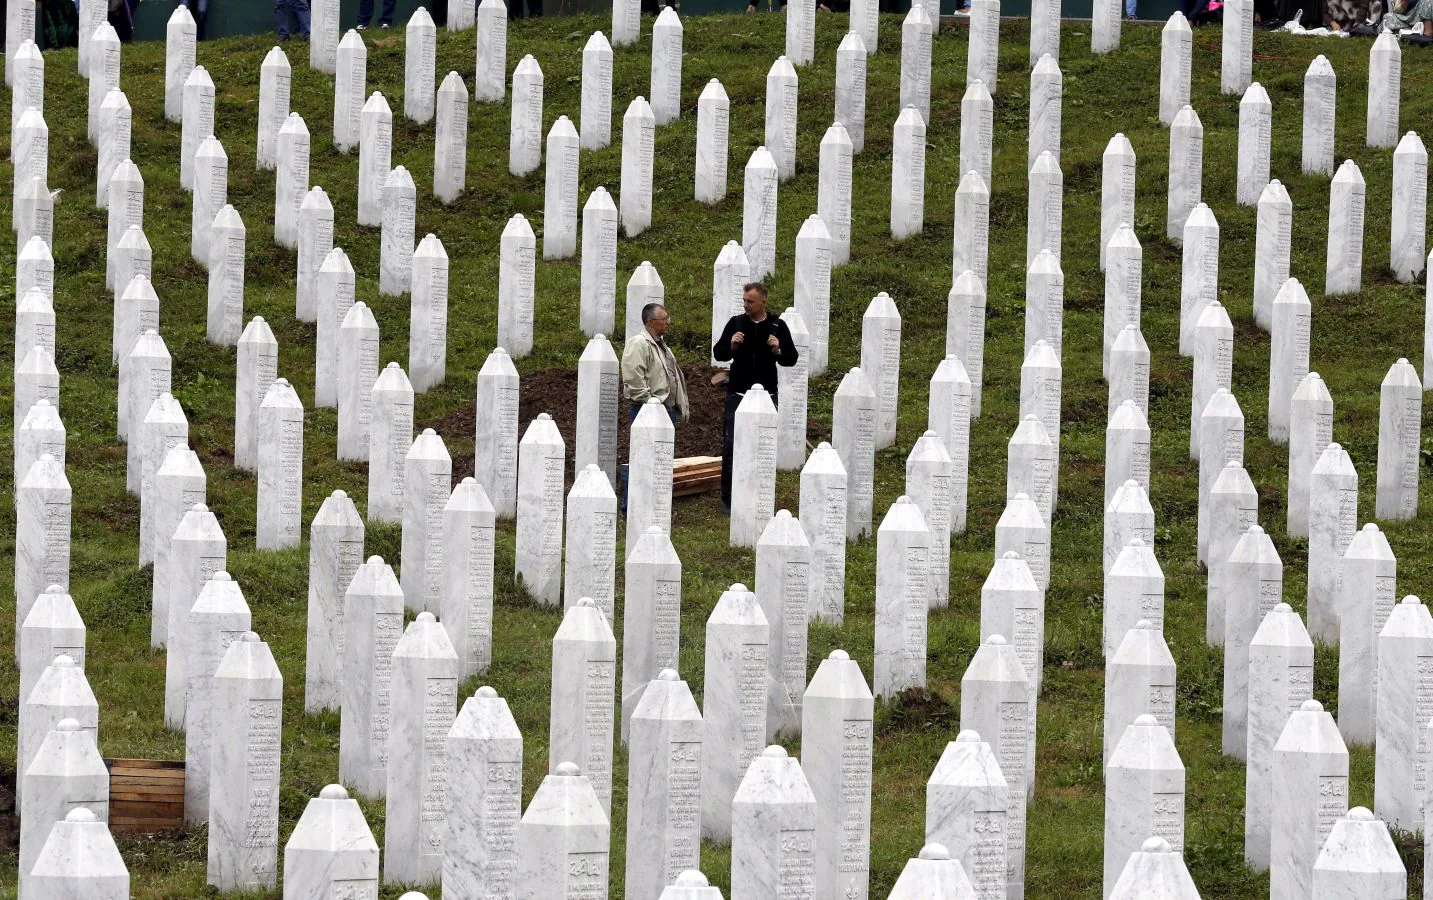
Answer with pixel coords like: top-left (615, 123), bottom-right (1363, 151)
top-left (721, 390), bottom-right (778, 510)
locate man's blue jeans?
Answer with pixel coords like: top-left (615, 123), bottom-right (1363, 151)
top-left (357, 0), bottom-right (397, 26)
top-left (276, 0), bottom-right (311, 37)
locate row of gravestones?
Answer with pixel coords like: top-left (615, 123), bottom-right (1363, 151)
top-left (11, 1), bottom-right (1433, 899)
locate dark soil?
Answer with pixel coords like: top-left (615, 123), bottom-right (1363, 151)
top-left (431, 362), bottom-right (734, 484)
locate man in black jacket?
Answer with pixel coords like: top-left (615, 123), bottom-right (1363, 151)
top-left (712, 281), bottom-right (800, 512)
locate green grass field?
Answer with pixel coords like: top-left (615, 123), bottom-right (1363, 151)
top-left (3, 10), bottom-right (1433, 898)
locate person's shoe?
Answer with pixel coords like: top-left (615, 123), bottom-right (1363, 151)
top-left (279, 33), bottom-right (290, 40)
top-left (380, 21), bottom-right (391, 27)
top-left (355, 23), bottom-right (367, 29)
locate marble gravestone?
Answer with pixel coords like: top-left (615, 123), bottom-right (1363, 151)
top-left (1105, 400), bottom-right (1151, 506)
top-left (379, 167), bottom-right (417, 296)
top-left (550, 598), bottom-right (617, 814)
top-left (111, 227), bottom-right (151, 309)
top-left (1245, 603), bottom-right (1315, 871)
top-left (951, 172), bottom-right (991, 293)
top-left (15, 292), bottom-right (55, 390)
top-left (800, 443), bottom-right (848, 624)
top-left (282, 784), bottom-right (379, 900)
top-left (434, 72), bottom-right (468, 204)
top-left (891, 843), bottom-right (978, 899)
top-left (357, 92), bottom-right (392, 227)
top-left (498, 214), bottom-right (537, 357)
top-left (1106, 481), bottom-right (1155, 574)
top-left (1303, 55), bottom-right (1336, 176)
top-left (659, 871), bottom-right (725, 900)
top-left (365, 363), bottom-right (413, 524)
top-left (1177, 204), bottom-right (1219, 357)
top-left (1092, 0), bottom-right (1121, 52)
top-left (206, 633), bottom-right (282, 892)
top-left (861, 292), bottom-right (902, 449)
top-left (274, 115), bottom-right (309, 248)
top-left (1375, 358), bottom-right (1420, 521)
top-left (441, 479), bottom-right (496, 681)
top-left (755, 510), bottom-right (811, 737)
top-left (1027, 152), bottom-right (1062, 266)
top-left (787, 0), bottom-right (815, 63)
top-left (1222, 525), bottom-right (1283, 758)
top-left (1268, 281), bottom-right (1313, 445)
top-left (926, 730), bottom-right (1009, 899)
top-left (816, 125), bottom-right (852, 276)
top-left (121, 330), bottom-right (171, 453)
top-left (575, 336), bottom-right (620, 483)
top-left (695, 79), bottom-right (730, 203)
top-left (164, 6), bottom-right (196, 120)
top-left (516, 763), bottom-right (610, 899)
top-left (908, 432), bottom-right (953, 609)
top-left (959, 83), bottom-right (994, 194)
top-left (1373, 595), bottom-right (1433, 831)
top-left (1311, 808), bottom-right (1407, 894)
top-left (1100, 134), bottom-right (1136, 271)
top-left (543, 117), bottom-right (581, 261)
top-left (776, 309), bottom-right (811, 470)
top-left (891, 106), bottom-right (927, 241)
top-left (310, 0), bottom-right (339, 72)
top-left (650, 8), bottom-right (683, 126)
top-left (1221, 0), bottom-right (1252, 94)
top-left (1160, 13), bottom-right (1192, 125)
top-left (1167, 106), bottom-right (1204, 242)
top-left (512, 409), bottom-right (569, 594)
top-left (1104, 537), bottom-right (1164, 666)
top-left (206, 205), bottom-right (245, 346)
top-left (256, 379), bottom-right (304, 551)
top-left (339, 557), bottom-right (405, 799)
top-left (1325, 160), bottom-right (1366, 297)
top-left (409, 235), bottom-right (449, 392)
top-left (149, 447), bottom-right (204, 640)
top-left (900, 8), bottom-right (932, 126)
top-left (17, 655), bottom-right (95, 810)
top-left (1254, 180), bottom-right (1292, 330)
top-left (960, 635), bottom-right (1032, 896)
top-left (105, 160), bottom-right (144, 291)
top-left (730, 746), bottom-right (818, 900)
top-left (743, 146), bottom-right (779, 280)
top-left (1189, 300), bottom-right (1234, 459)
top-left (14, 346), bottom-right (58, 438)
top-left (1197, 389), bottom-right (1245, 568)
top-left (1105, 619), bottom-right (1176, 766)
top-left (1271, 699), bottom-right (1349, 900)
top-left (474, 348), bottom-right (520, 519)
top-left (928, 356), bottom-right (972, 536)
top-left (444, 686), bottom-right (522, 899)
top-left (581, 32), bottom-right (613, 150)
top-left (15, 599), bottom-right (76, 704)
top-left (95, 90), bottom-right (129, 209)
top-left (1029, 56), bottom-right (1062, 169)
top-left (179, 66), bottom-right (214, 191)
top-left (833, 368), bottom-right (878, 539)
top-left (476, 0), bottom-right (508, 102)
top-left (16, 177), bottom-right (54, 262)
top-left (563, 466), bottom-right (617, 620)
top-left (1006, 415), bottom-right (1055, 527)
top-left (802, 650), bottom-right (873, 900)
top-left (711, 241), bottom-right (749, 366)
top-left (612, 0), bottom-right (639, 44)
top-left (304, 490), bottom-right (363, 713)
top-left (625, 670), bottom-right (703, 900)
top-left (16, 236), bottom-right (52, 314)
top-left (400, 429), bottom-right (452, 614)
top-left (627, 399), bottom-right (676, 548)
top-left (15, 400), bottom-right (64, 503)
top-left (383, 613), bottom-right (458, 886)
top-left (334, 31), bottom-right (366, 152)
top-left (510, 55), bottom-right (544, 177)
top-left (404, 8), bottom-right (436, 124)
top-left (835, 31), bottom-right (868, 154)
top-left (700, 584), bottom-right (768, 843)
top-left (1391, 131), bottom-right (1427, 284)
top-left (24, 808), bottom-right (129, 899)
top-left (1307, 442), bottom-right (1358, 645)
top-left (581, 188), bottom-right (619, 336)
top-left (997, 491), bottom-right (1050, 594)
top-left (85, 24), bottom-right (119, 147)
top-left (296, 186), bottom-right (335, 323)
top-left (1109, 838), bottom-right (1200, 899)
top-left (968, 0), bottom-right (999, 94)
top-left (851, 0), bottom-right (877, 57)
top-left (729, 386), bottom-right (779, 548)
top-left (19, 718), bottom-right (108, 888)
top-left (156, 501), bottom-right (225, 660)
top-left (1019, 341), bottom-right (1063, 506)
top-left (1104, 716), bottom-right (1185, 898)
top-left (1206, 462), bottom-right (1257, 640)
top-left (257, 47), bottom-right (291, 171)
top-left (982, 551), bottom-right (1044, 703)
top-left (1103, 224), bottom-right (1142, 380)
top-left (620, 526), bottom-right (682, 740)
top-left (1337, 523), bottom-right (1397, 747)
top-left (333, 304), bottom-right (379, 466)
top-left (1367, 32), bottom-right (1401, 149)
top-left (181, 574), bottom-right (252, 823)
top-left (1237, 82), bottom-right (1272, 206)
top-left (624, 261), bottom-right (665, 343)
top-left (137, 394), bottom-right (188, 556)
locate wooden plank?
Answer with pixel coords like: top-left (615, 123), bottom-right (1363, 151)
top-left (109, 774), bottom-right (185, 786)
top-left (106, 758), bottom-right (185, 770)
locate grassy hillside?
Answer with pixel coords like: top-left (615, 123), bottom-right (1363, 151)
top-left (2, 10), bottom-right (1431, 898)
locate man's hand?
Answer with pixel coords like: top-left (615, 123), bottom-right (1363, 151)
top-left (767, 334), bottom-right (780, 353)
top-left (730, 331), bottom-right (746, 349)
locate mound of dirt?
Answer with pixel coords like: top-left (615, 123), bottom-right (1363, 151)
top-left (431, 362), bottom-right (734, 483)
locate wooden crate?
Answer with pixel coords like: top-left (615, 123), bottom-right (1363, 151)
top-left (673, 456), bottom-right (722, 497)
top-left (105, 759), bottom-right (185, 833)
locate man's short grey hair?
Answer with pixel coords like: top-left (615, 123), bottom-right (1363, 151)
top-left (641, 302), bottom-right (667, 324)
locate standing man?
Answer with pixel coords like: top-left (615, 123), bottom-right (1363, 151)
top-left (356, 0), bottom-right (395, 29)
top-left (621, 302), bottom-right (690, 425)
top-left (712, 282), bottom-right (799, 512)
top-left (276, 0), bottom-right (312, 40)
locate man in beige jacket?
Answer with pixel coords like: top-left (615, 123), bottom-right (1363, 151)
top-left (621, 302), bottom-right (690, 424)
